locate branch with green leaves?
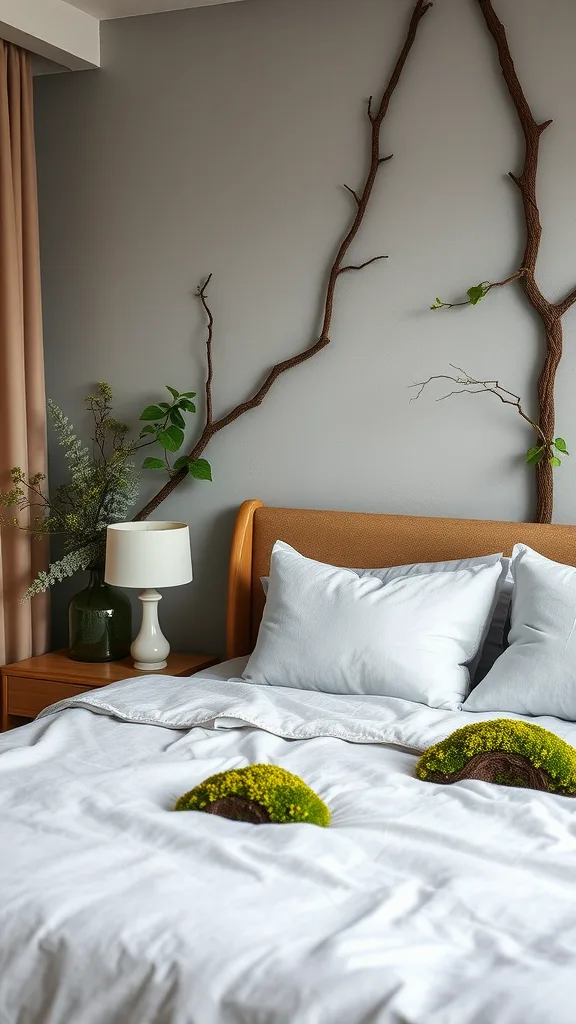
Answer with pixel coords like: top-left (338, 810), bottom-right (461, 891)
top-left (430, 269), bottom-right (526, 310)
top-left (131, 0), bottom-right (433, 521)
top-left (410, 365), bottom-right (569, 469)
top-left (424, 0), bottom-right (576, 524)
top-left (137, 387), bottom-right (212, 481)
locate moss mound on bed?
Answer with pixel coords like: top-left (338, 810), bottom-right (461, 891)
top-left (416, 719), bottom-right (576, 795)
top-left (175, 764), bottom-right (330, 826)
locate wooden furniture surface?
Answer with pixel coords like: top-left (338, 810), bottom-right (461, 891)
top-left (226, 499), bottom-right (576, 658)
top-left (1, 650), bottom-right (218, 731)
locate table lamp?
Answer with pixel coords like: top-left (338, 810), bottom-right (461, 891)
top-left (105, 521), bottom-right (193, 671)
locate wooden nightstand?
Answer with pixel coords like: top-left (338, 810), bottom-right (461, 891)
top-left (1, 650), bottom-right (219, 731)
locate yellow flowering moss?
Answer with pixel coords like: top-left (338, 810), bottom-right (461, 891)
top-left (417, 719), bottom-right (576, 793)
top-left (175, 763), bottom-right (330, 826)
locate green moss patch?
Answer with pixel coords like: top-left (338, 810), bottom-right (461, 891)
top-left (175, 763), bottom-right (330, 826)
top-left (417, 718), bottom-right (576, 794)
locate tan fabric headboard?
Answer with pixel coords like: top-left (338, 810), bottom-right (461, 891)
top-left (226, 500), bottom-right (576, 658)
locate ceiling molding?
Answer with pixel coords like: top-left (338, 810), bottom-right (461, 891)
top-left (0, 0), bottom-right (99, 70)
top-left (0, 0), bottom-right (246, 75)
top-left (63, 0), bottom-right (245, 20)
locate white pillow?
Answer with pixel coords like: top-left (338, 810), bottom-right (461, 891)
top-left (243, 541), bottom-right (502, 709)
top-left (261, 553), bottom-right (510, 683)
top-left (465, 544), bottom-right (576, 720)
top-left (260, 553), bottom-right (502, 593)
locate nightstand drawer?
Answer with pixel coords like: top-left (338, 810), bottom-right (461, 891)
top-left (5, 677), bottom-right (90, 718)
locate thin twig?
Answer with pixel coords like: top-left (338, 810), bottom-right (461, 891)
top-left (342, 184), bottom-right (361, 205)
top-left (410, 364), bottom-right (546, 443)
top-left (338, 256), bottom-right (388, 275)
top-left (197, 274), bottom-right (214, 428)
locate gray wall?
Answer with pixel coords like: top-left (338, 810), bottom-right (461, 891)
top-left (34, 0), bottom-right (576, 655)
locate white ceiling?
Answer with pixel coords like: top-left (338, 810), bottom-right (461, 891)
top-left (62, 0), bottom-right (244, 20)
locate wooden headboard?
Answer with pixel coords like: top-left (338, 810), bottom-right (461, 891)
top-left (225, 500), bottom-right (576, 658)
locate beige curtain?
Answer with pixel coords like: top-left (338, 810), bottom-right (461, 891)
top-left (0, 40), bottom-right (48, 665)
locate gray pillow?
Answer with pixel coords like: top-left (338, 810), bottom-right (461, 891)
top-left (470, 561), bottom-right (512, 686)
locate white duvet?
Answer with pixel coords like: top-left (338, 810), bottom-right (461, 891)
top-left (2, 659), bottom-right (576, 1024)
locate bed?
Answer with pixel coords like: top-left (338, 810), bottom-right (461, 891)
top-left (2, 500), bottom-right (576, 1024)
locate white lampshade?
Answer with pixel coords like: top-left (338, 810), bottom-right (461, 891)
top-left (105, 522), bottom-right (193, 590)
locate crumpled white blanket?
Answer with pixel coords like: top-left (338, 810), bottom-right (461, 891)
top-left (1, 659), bottom-right (576, 1024)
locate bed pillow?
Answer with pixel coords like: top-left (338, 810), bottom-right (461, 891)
top-left (471, 559), bottom-right (513, 685)
top-left (464, 544), bottom-right (576, 720)
top-left (260, 553), bottom-right (503, 593)
top-left (243, 541), bottom-right (502, 709)
top-left (357, 556), bottom-right (511, 686)
top-left (261, 553), bottom-right (510, 682)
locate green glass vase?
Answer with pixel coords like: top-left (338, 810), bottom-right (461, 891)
top-left (68, 568), bottom-right (132, 662)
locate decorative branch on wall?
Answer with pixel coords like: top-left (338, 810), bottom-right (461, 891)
top-left (410, 365), bottom-right (569, 468)
top-left (420, 0), bottom-right (576, 525)
top-left (133, 0), bottom-right (432, 521)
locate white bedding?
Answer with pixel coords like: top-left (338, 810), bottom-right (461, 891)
top-left (2, 659), bottom-right (576, 1024)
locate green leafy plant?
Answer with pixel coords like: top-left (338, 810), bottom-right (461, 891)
top-left (138, 387), bottom-right (212, 480)
top-left (526, 437), bottom-right (569, 468)
top-left (430, 281), bottom-right (491, 310)
top-left (0, 381), bottom-right (210, 599)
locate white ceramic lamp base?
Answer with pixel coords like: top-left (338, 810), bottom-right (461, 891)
top-left (131, 589), bottom-right (170, 671)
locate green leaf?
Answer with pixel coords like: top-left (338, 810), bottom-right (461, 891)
top-left (159, 402), bottom-right (171, 411)
top-left (188, 458), bottom-right (212, 481)
top-left (178, 399), bottom-right (196, 413)
top-left (467, 282), bottom-right (489, 305)
top-left (169, 408), bottom-right (185, 429)
top-left (526, 445), bottom-right (544, 465)
top-left (139, 424), bottom-right (156, 435)
top-left (142, 457), bottom-right (165, 470)
top-left (173, 455), bottom-right (190, 472)
top-left (180, 392), bottom-right (197, 398)
top-left (166, 386), bottom-right (180, 400)
top-left (140, 405), bottom-right (164, 421)
top-left (157, 425), bottom-right (184, 452)
top-left (554, 437), bottom-right (569, 454)
top-left (550, 456), bottom-right (562, 467)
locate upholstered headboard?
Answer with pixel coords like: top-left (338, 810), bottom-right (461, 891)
top-left (225, 500), bottom-right (576, 658)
